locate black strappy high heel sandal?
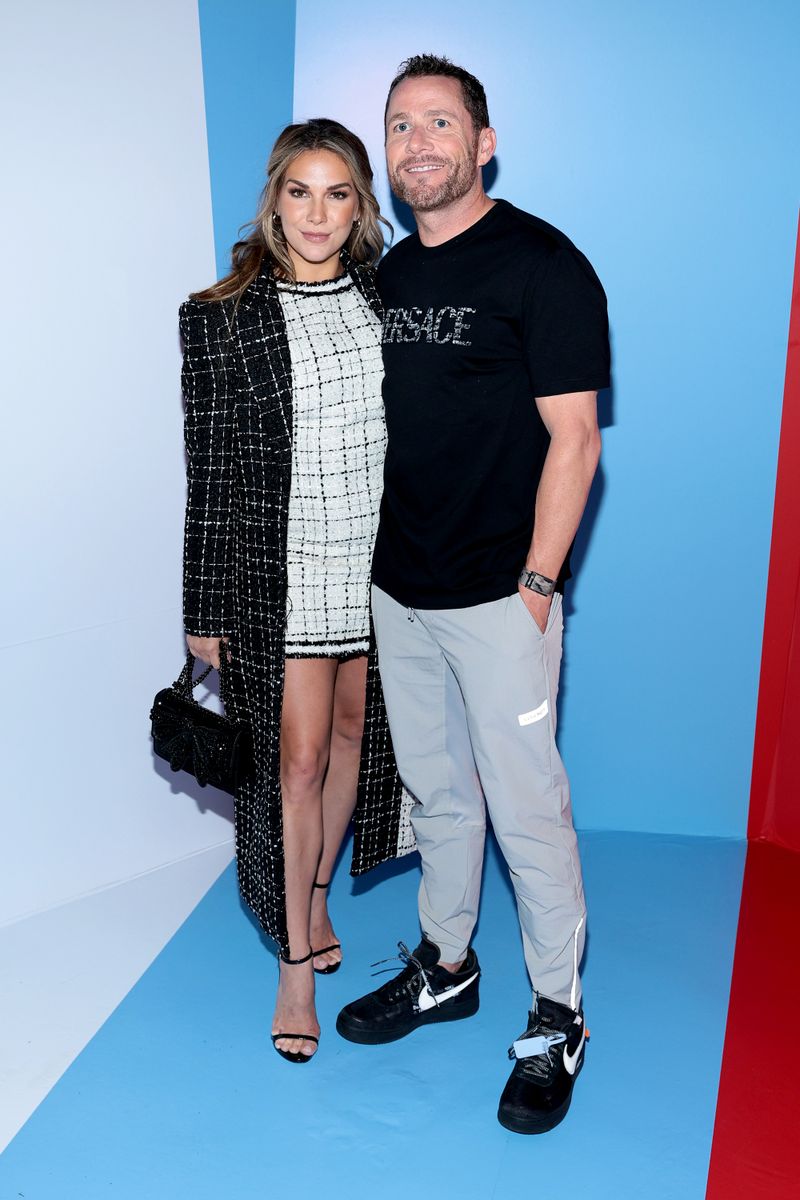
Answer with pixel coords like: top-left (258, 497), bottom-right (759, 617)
top-left (311, 881), bottom-right (342, 976)
top-left (271, 949), bottom-right (319, 1064)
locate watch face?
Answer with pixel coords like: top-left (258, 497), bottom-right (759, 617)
top-left (520, 571), bottom-right (554, 596)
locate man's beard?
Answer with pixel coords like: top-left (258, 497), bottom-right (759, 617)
top-left (390, 152), bottom-right (478, 212)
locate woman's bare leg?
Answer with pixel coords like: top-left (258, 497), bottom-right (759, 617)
top-left (311, 655), bottom-right (368, 971)
top-left (272, 657), bottom-right (337, 1057)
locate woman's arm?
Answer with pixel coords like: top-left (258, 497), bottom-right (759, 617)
top-left (180, 300), bottom-right (238, 647)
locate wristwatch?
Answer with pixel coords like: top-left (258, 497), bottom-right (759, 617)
top-left (519, 568), bottom-right (556, 597)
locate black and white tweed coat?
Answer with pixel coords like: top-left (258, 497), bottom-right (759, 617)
top-left (180, 255), bottom-right (408, 952)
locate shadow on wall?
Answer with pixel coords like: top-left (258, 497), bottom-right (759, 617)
top-left (150, 651), bottom-right (235, 826)
top-left (552, 395), bottom-right (611, 746)
top-left (557, 340), bottom-right (616, 744)
top-left (566, 366), bottom-right (616, 623)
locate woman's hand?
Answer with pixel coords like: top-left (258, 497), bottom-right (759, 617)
top-left (186, 634), bottom-right (229, 669)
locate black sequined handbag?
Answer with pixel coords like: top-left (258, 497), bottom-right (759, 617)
top-left (150, 649), bottom-right (253, 795)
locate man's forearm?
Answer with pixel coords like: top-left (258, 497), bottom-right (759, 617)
top-left (525, 428), bottom-right (602, 580)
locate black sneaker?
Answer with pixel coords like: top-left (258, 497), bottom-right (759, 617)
top-left (497, 996), bottom-right (587, 1134)
top-left (336, 938), bottom-right (480, 1045)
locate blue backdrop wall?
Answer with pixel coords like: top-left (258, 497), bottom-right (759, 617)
top-left (291, 0), bottom-right (800, 837)
top-left (197, 0), bottom-right (296, 282)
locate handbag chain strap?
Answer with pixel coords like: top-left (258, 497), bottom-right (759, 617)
top-left (175, 644), bottom-right (231, 704)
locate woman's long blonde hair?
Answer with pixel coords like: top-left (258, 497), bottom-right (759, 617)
top-left (192, 119), bottom-right (390, 303)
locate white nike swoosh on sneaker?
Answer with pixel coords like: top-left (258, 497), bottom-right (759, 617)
top-left (416, 971), bottom-right (479, 1012)
top-left (562, 1026), bottom-right (586, 1076)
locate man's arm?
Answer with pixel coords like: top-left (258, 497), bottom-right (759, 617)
top-left (519, 390), bottom-right (602, 631)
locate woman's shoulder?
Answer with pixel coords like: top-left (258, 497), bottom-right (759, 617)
top-left (179, 294), bottom-right (238, 344)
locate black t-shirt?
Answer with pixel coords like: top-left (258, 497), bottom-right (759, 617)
top-left (372, 198), bottom-right (610, 609)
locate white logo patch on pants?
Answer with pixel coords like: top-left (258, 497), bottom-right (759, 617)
top-left (518, 700), bottom-right (548, 726)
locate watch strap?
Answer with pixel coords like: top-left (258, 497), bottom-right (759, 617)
top-left (519, 569), bottom-right (556, 597)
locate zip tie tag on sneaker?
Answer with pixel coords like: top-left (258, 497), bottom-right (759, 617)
top-left (510, 1032), bottom-right (567, 1060)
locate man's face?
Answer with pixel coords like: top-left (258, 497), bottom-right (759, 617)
top-left (385, 76), bottom-right (485, 212)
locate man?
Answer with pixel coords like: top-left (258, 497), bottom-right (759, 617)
top-left (337, 54), bottom-right (610, 1135)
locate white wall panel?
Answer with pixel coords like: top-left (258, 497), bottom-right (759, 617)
top-left (1, 0), bottom-right (216, 643)
top-left (1, 614), bottom-right (234, 924)
top-left (0, 0), bottom-right (233, 923)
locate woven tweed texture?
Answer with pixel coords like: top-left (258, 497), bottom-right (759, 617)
top-left (180, 257), bottom-right (410, 953)
top-left (277, 276), bottom-right (386, 658)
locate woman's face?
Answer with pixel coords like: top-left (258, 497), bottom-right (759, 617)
top-left (275, 149), bottom-right (360, 281)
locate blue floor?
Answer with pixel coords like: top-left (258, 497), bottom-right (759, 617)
top-left (0, 832), bottom-right (744, 1200)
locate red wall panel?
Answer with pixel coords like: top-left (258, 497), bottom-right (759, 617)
top-left (706, 842), bottom-right (800, 1200)
top-left (748, 216), bottom-right (800, 850)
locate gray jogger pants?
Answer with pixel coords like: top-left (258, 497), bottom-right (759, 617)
top-left (372, 584), bottom-right (586, 1009)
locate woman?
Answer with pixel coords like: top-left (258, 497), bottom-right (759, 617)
top-left (180, 120), bottom-right (409, 1063)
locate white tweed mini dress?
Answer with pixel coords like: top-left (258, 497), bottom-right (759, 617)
top-left (277, 275), bottom-right (386, 658)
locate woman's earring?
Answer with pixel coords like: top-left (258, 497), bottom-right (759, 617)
top-left (352, 218), bottom-right (361, 229)
top-left (272, 212), bottom-right (281, 226)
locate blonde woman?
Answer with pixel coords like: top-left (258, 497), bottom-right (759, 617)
top-left (180, 120), bottom-right (403, 1063)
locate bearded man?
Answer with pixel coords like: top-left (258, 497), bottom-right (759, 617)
top-left (337, 54), bottom-right (610, 1136)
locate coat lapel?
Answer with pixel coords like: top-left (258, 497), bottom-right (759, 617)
top-left (344, 251), bottom-right (384, 321)
top-left (232, 268), bottom-right (294, 448)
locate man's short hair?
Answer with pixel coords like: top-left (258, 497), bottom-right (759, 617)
top-left (385, 54), bottom-right (490, 137)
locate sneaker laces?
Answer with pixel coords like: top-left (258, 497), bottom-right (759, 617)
top-left (507, 1015), bottom-right (568, 1082)
top-left (370, 941), bottom-right (434, 1004)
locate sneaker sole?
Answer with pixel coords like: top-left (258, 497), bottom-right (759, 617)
top-left (497, 1090), bottom-right (574, 1135)
top-left (497, 1057), bottom-right (583, 1135)
top-left (336, 991), bottom-right (479, 1045)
